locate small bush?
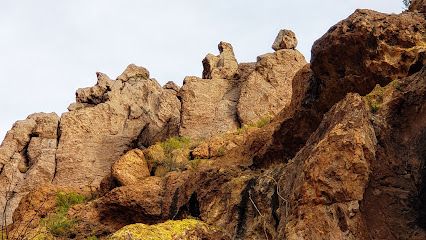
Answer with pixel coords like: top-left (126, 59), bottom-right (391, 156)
top-left (189, 158), bottom-right (202, 169)
top-left (86, 236), bottom-right (98, 240)
top-left (56, 191), bottom-right (86, 212)
top-left (256, 116), bottom-right (270, 128)
top-left (217, 147), bottom-right (226, 157)
top-left (159, 136), bottom-right (191, 153)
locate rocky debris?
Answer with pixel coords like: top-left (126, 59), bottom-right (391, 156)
top-left (178, 76), bottom-right (240, 139)
top-left (272, 29), bottom-right (298, 51)
top-left (202, 41), bottom-right (239, 80)
top-left (111, 149), bottom-right (150, 186)
top-left (409, 0), bottom-right (426, 13)
top-left (109, 219), bottom-right (231, 240)
top-left (0, 113), bottom-right (59, 225)
top-left (276, 93), bottom-right (376, 239)
top-left (311, 9), bottom-right (426, 107)
top-left (237, 48), bottom-right (306, 125)
top-left (362, 66), bottom-right (426, 239)
top-left (54, 64), bottom-right (181, 187)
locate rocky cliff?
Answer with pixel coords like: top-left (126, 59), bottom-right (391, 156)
top-left (1, 1), bottom-right (425, 239)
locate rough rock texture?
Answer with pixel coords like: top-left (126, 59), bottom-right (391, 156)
top-left (362, 66), bottom-right (426, 239)
top-left (0, 113), bottom-right (59, 225)
top-left (109, 219), bottom-right (231, 240)
top-left (277, 93), bottom-right (377, 239)
top-left (237, 49), bottom-right (306, 125)
top-left (311, 9), bottom-right (426, 107)
top-left (409, 0), bottom-right (426, 13)
top-left (202, 42), bottom-right (239, 80)
top-left (111, 149), bottom-right (150, 186)
top-left (178, 76), bottom-right (240, 139)
top-left (54, 65), bottom-right (181, 187)
top-left (272, 29), bottom-right (298, 51)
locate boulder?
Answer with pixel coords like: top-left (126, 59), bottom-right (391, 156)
top-left (237, 49), bottom-right (306, 125)
top-left (111, 149), bottom-right (150, 186)
top-left (54, 64), bottom-right (181, 187)
top-left (0, 113), bottom-right (59, 225)
top-left (202, 42), bottom-right (239, 80)
top-left (311, 9), bottom-right (426, 107)
top-left (272, 29), bottom-right (298, 51)
top-left (178, 76), bottom-right (240, 139)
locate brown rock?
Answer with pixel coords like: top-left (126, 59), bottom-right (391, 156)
top-left (409, 0), bottom-right (426, 13)
top-left (54, 65), bottom-right (180, 188)
top-left (116, 63), bottom-right (150, 82)
top-left (0, 113), bottom-right (59, 225)
top-left (277, 93), bottom-right (376, 239)
top-left (163, 81), bottom-right (180, 92)
top-left (311, 9), bottom-right (426, 108)
top-left (111, 149), bottom-right (150, 186)
top-left (178, 76), bottom-right (240, 139)
top-left (272, 29), bottom-right (298, 50)
top-left (238, 49), bottom-right (306, 125)
top-left (202, 42), bottom-right (239, 80)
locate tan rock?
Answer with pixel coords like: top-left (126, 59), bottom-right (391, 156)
top-left (272, 29), bottom-right (298, 50)
top-left (178, 76), bottom-right (240, 139)
top-left (54, 64), bottom-right (181, 187)
top-left (0, 113), bottom-right (59, 225)
top-left (202, 42), bottom-right (239, 80)
top-left (409, 0), bottom-right (426, 13)
top-left (238, 49), bottom-right (306, 125)
top-left (111, 149), bottom-right (150, 186)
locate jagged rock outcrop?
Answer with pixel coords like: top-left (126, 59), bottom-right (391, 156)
top-left (54, 65), bottom-right (181, 187)
top-left (237, 48), bottom-right (306, 125)
top-left (202, 41), bottom-right (239, 80)
top-left (178, 76), bottom-right (240, 139)
top-left (409, 0), bottom-right (426, 13)
top-left (272, 29), bottom-right (298, 51)
top-left (311, 8), bottom-right (426, 107)
top-left (0, 113), bottom-right (59, 225)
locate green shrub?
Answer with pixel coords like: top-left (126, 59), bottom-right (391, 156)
top-left (189, 158), bottom-right (202, 169)
top-left (217, 147), bottom-right (226, 157)
top-left (159, 136), bottom-right (191, 153)
top-left (56, 191), bottom-right (86, 212)
top-left (256, 116), bottom-right (270, 128)
top-left (86, 236), bottom-right (98, 240)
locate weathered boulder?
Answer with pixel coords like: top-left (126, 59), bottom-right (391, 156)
top-left (111, 149), bottom-right (150, 186)
top-left (0, 113), bottom-right (59, 225)
top-left (237, 48), bottom-right (306, 125)
top-left (202, 42), bottom-right (239, 80)
top-left (54, 64), bottom-right (181, 187)
top-left (109, 219), bottom-right (231, 240)
top-left (311, 9), bottom-right (426, 107)
top-left (178, 76), bottom-right (240, 139)
top-left (272, 29), bottom-right (298, 51)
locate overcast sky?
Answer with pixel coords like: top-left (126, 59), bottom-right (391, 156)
top-left (0, 0), bottom-right (405, 142)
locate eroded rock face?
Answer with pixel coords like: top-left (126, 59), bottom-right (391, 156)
top-left (178, 76), bottom-right (240, 139)
top-left (0, 113), bottom-right (59, 225)
top-left (237, 49), bottom-right (306, 125)
top-left (54, 64), bottom-right (181, 187)
top-left (409, 0), bottom-right (426, 13)
top-left (311, 9), bottom-right (426, 107)
top-left (272, 29), bottom-right (298, 51)
top-left (362, 66), bottom-right (426, 239)
top-left (277, 93), bottom-right (377, 239)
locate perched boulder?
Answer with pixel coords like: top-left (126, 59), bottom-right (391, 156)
top-left (179, 76), bottom-right (240, 139)
top-left (0, 113), bottom-right (59, 225)
top-left (54, 64), bottom-right (181, 187)
top-left (272, 29), bottom-right (298, 50)
top-left (238, 48), bottom-right (306, 125)
top-left (202, 42), bottom-right (239, 80)
top-left (111, 149), bottom-right (150, 186)
top-left (311, 9), bottom-right (426, 107)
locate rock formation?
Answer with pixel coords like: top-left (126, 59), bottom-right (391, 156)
top-left (1, 1), bottom-right (426, 239)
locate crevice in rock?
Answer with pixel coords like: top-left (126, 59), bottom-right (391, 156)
top-left (169, 187), bottom-right (180, 219)
top-left (271, 188), bottom-right (280, 230)
top-left (236, 178), bottom-right (256, 239)
top-left (189, 193), bottom-right (201, 219)
top-left (52, 120), bottom-right (61, 181)
top-left (408, 53), bottom-right (425, 76)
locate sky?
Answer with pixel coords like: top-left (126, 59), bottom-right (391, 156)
top-left (0, 0), bottom-right (405, 143)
